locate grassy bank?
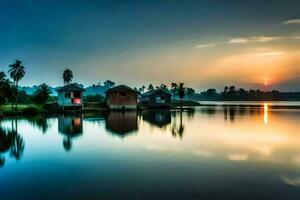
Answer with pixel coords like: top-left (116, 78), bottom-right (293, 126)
top-left (0, 104), bottom-right (47, 115)
top-left (0, 100), bottom-right (201, 116)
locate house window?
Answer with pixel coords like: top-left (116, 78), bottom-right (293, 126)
top-left (74, 91), bottom-right (81, 98)
top-left (156, 96), bottom-right (166, 103)
top-left (65, 92), bottom-right (71, 98)
top-left (119, 91), bottom-right (127, 97)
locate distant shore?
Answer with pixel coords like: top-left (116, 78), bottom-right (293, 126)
top-left (2, 100), bottom-right (300, 117)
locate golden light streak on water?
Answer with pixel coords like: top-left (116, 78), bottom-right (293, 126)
top-left (264, 103), bottom-right (268, 125)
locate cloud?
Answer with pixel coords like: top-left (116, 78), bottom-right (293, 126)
top-left (227, 38), bottom-right (248, 44)
top-left (255, 51), bottom-right (285, 57)
top-left (193, 150), bottom-right (216, 157)
top-left (227, 36), bottom-right (282, 44)
top-left (193, 43), bottom-right (216, 49)
top-left (284, 19), bottom-right (300, 24)
top-left (227, 154), bottom-right (248, 161)
top-left (281, 176), bottom-right (300, 186)
top-left (251, 36), bottom-right (282, 42)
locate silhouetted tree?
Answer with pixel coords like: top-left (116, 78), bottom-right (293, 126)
top-left (171, 82), bottom-right (178, 100)
top-left (0, 72), bottom-right (6, 80)
top-left (147, 84), bottom-right (154, 91)
top-left (0, 72), bottom-right (13, 106)
top-left (138, 85), bottom-right (146, 93)
top-left (103, 80), bottom-right (115, 88)
top-left (157, 84), bottom-right (168, 90)
top-left (178, 83), bottom-right (185, 109)
top-left (8, 60), bottom-right (25, 110)
top-left (63, 69), bottom-right (73, 84)
top-left (32, 83), bottom-right (51, 104)
top-left (186, 87), bottom-right (195, 98)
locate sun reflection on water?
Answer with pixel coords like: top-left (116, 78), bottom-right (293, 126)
top-left (264, 103), bottom-right (268, 125)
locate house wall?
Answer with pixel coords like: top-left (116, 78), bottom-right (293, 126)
top-left (107, 89), bottom-right (138, 110)
top-left (144, 92), bottom-right (172, 107)
top-left (58, 91), bottom-right (83, 107)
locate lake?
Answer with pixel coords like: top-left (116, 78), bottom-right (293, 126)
top-left (1, 103), bottom-right (300, 199)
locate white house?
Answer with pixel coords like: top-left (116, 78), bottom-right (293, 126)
top-left (56, 83), bottom-right (85, 109)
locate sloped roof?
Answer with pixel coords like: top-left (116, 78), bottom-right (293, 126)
top-left (105, 85), bottom-right (140, 94)
top-left (56, 83), bottom-right (85, 92)
top-left (141, 89), bottom-right (171, 97)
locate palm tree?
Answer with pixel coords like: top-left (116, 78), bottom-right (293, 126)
top-left (147, 84), bottom-right (154, 91)
top-left (8, 60), bottom-right (25, 110)
top-left (138, 85), bottom-right (146, 93)
top-left (178, 83), bottom-right (185, 110)
top-left (171, 82), bottom-right (178, 100)
top-left (63, 69), bottom-right (73, 84)
top-left (33, 83), bottom-right (51, 104)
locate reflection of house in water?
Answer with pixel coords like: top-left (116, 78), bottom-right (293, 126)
top-left (105, 111), bottom-right (138, 137)
top-left (142, 110), bottom-right (171, 128)
top-left (58, 115), bottom-right (83, 151)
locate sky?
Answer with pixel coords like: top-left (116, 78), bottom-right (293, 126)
top-left (0, 0), bottom-right (299, 91)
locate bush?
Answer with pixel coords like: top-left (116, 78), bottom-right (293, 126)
top-left (84, 94), bottom-right (105, 102)
top-left (22, 106), bottom-right (40, 114)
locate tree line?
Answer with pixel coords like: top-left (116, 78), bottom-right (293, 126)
top-left (2, 60), bottom-right (300, 110)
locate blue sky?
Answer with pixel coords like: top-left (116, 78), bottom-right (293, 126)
top-left (0, 0), bottom-right (299, 91)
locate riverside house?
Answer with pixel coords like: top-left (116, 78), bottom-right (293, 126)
top-left (140, 89), bottom-right (172, 108)
top-left (105, 85), bottom-right (140, 110)
top-left (56, 83), bottom-right (85, 109)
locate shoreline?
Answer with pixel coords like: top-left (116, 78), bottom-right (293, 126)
top-left (2, 100), bottom-right (300, 117)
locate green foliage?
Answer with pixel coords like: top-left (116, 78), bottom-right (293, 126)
top-left (22, 106), bottom-right (40, 114)
top-left (0, 72), bottom-right (13, 105)
top-left (32, 83), bottom-right (51, 104)
top-left (17, 90), bottom-right (31, 104)
top-left (103, 80), bottom-right (115, 88)
top-left (84, 94), bottom-right (105, 102)
top-left (186, 87), bottom-right (195, 97)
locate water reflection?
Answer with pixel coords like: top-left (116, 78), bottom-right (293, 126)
top-left (105, 111), bottom-right (138, 137)
top-left (58, 114), bottom-right (83, 151)
top-left (264, 103), bottom-right (269, 125)
top-left (171, 111), bottom-right (185, 138)
top-left (27, 115), bottom-right (50, 133)
top-left (1, 105), bottom-right (300, 199)
top-left (0, 118), bottom-right (24, 167)
top-left (142, 110), bottom-right (171, 128)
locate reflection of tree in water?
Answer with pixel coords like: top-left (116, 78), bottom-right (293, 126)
top-left (0, 118), bottom-right (25, 167)
top-left (223, 105), bottom-right (263, 122)
top-left (171, 111), bottom-right (185, 139)
top-left (105, 111), bottom-right (138, 138)
top-left (27, 115), bottom-right (49, 133)
top-left (58, 115), bottom-right (83, 152)
top-left (186, 108), bottom-right (195, 119)
top-left (223, 105), bottom-right (236, 122)
top-left (200, 107), bottom-right (216, 115)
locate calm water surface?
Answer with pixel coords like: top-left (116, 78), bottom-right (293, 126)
top-left (1, 104), bottom-right (300, 200)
